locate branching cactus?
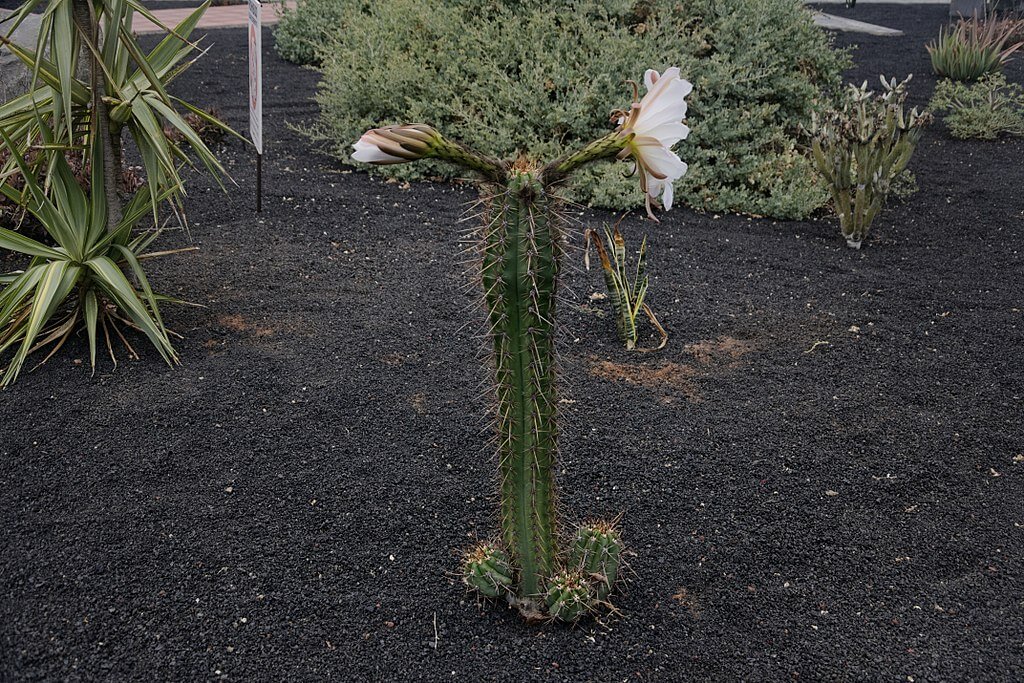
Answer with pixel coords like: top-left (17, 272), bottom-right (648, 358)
top-left (353, 68), bottom-right (691, 621)
top-left (811, 76), bottom-right (932, 249)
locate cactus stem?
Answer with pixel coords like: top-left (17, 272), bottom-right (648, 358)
top-left (481, 170), bottom-right (562, 610)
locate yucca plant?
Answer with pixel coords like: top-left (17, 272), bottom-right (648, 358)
top-left (584, 219), bottom-right (667, 351)
top-left (0, 129), bottom-right (180, 387)
top-left (0, 0), bottom-right (236, 222)
top-left (352, 67), bottom-right (692, 622)
top-left (927, 16), bottom-right (1024, 81)
top-left (0, 0), bottom-right (238, 385)
top-left (811, 76), bottom-right (931, 249)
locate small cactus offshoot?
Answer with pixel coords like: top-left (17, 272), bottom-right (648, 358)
top-left (811, 76), bottom-right (931, 249)
top-left (352, 67), bottom-right (691, 622)
top-left (569, 523), bottom-right (625, 601)
top-left (545, 571), bottom-right (596, 623)
top-left (584, 220), bottom-right (667, 351)
top-left (463, 543), bottom-right (513, 598)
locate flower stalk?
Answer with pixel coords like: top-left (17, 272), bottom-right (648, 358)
top-left (354, 124), bottom-right (507, 183)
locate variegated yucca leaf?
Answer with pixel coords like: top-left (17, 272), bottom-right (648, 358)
top-left (0, 0), bottom-right (241, 220)
top-left (0, 126), bottom-right (179, 387)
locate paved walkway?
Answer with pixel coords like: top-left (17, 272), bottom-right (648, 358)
top-left (133, 0), bottom-right (296, 34)
top-left (812, 12), bottom-right (904, 35)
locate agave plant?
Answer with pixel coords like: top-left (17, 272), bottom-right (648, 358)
top-left (0, 129), bottom-right (179, 387)
top-left (0, 0), bottom-right (236, 221)
top-left (584, 219), bottom-right (667, 351)
top-left (927, 16), bottom-right (1024, 82)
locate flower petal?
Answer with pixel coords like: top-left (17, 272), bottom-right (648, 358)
top-left (626, 67), bottom-right (692, 216)
top-left (352, 131), bottom-right (408, 164)
top-left (634, 79), bottom-right (692, 134)
top-left (644, 69), bottom-right (661, 91)
top-left (634, 137), bottom-right (688, 180)
top-left (644, 122), bottom-right (691, 148)
top-left (639, 68), bottom-right (684, 109)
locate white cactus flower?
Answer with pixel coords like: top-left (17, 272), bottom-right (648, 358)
top-left (618, 67), bottom-right (692, 217)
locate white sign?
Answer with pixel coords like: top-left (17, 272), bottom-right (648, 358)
top-left (248, 0), bottom-right (263, 154)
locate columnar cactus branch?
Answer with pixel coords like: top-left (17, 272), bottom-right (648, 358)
top-left (486, 171), bottom-right (560, 603)
top-left (543, 131), bottom-right (630, 181)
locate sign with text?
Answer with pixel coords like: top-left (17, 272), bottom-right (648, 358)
top-left (248, 0), bottom-right (262, 154)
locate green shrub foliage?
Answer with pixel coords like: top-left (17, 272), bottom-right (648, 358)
top-left (929, 73), bottom-right (1024, 139)
top-left (274, 0), bottom-right (355, 65)
top-left (293, 0), bottom-right (849, 218)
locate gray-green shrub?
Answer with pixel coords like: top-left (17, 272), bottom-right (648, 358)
top-left (274, 0), bottom-right (355, 66)
top-left (929, 73), bottom-right (1024, 138)
top-left (298, 0), bottom-right (849, 218)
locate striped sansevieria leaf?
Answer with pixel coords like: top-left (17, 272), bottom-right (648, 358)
top-left (584, 219), bottom-right (667, 352)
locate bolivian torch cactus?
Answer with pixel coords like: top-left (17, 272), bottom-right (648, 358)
top-left (353, 68), bottom-right (691, 621)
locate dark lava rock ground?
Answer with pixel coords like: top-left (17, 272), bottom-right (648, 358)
top-left (1, 4), bottom-right (1022, 681)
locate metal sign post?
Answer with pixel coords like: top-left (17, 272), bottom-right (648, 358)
top-left (248, 0), bottom-right (263, 212)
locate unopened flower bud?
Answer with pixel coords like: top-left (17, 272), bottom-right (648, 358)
top-left (351, 124), bottom-right (506, 182)
top-left (352, 124), bottom-right (441, 164)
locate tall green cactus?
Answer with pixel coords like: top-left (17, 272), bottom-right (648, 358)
top-left (351, 66), bottom-right (692, 621)
top-left (484, 170), bottom-right (560, 601)
top-left (354, 128), bottom-right (633, 619)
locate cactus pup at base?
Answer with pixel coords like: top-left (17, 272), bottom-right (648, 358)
top-left (352, 68), bottom-right (691, 621)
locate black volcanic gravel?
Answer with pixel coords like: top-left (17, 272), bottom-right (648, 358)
top-left (2, 5), bottom-right (1023, 681)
